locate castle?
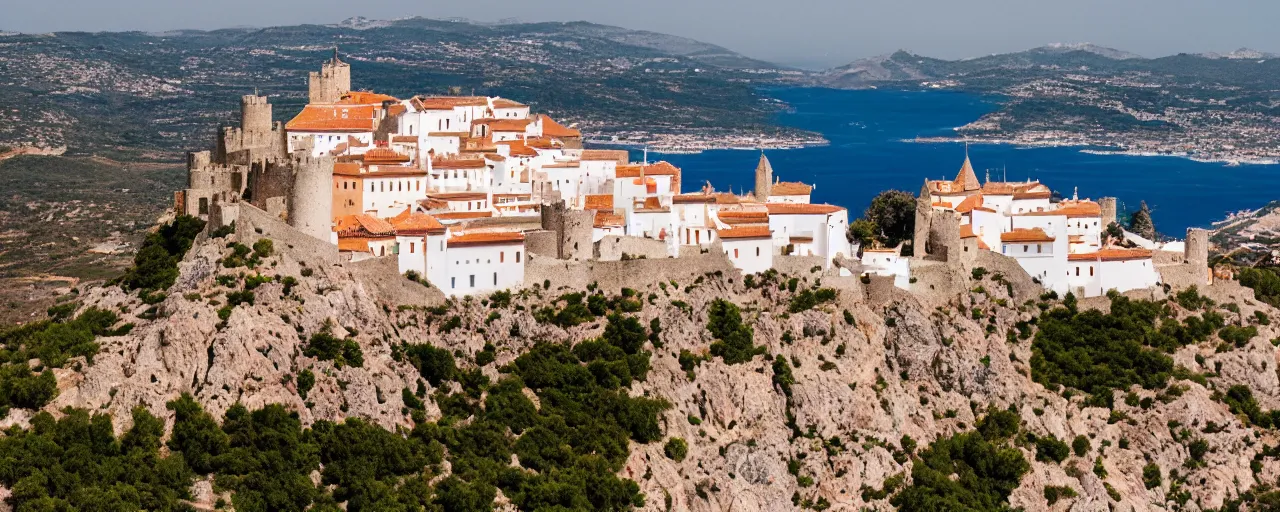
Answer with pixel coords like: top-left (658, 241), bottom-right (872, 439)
top-left (179, 54), bottom-right (855, 297)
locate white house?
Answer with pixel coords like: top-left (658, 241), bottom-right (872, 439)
top-left (443, 232), bottom-right (526, 297)
top-left (718, 225), bottom-right (773, 275)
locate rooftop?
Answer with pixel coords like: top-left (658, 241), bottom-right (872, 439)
top-left (447, 231), bottom-right (525, 247)
top-left (1000, 228), bottom-right (1055, 243)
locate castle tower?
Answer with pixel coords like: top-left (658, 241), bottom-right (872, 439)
top-left (754, 152), bottom-right (773, 199)
top-left (288, 155), bottom-right (335, 242)
top-left (308, 49), bottom-right (352, 104)
top-left (1099, 197), bottom-right (1117, 227)
top-left (240, 95), bottom-right (273, 136)
top-left (1185, 228), bottom-right (1209, 267)
top-left (913, 180), bottom-right (933, 256)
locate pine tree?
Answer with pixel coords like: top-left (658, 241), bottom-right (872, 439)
top-left (1129, 201), bottom-right (1157, 240)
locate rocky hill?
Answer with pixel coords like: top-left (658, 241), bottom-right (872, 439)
top-left (4, 211), bottom-right (1280, 511)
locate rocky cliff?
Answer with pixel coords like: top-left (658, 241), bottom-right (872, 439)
top-left (8, 224), bottom-right (1280, 512)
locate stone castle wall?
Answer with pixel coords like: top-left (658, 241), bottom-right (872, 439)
top-left (288, 155), bottom-right (335, 242)
top-left (595, 235), bottom-right (669, 261)
top-left (525, 250), bottom-right (735, 292)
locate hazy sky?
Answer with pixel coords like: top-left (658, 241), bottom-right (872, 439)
top-left (4, 0), bottom-right (1278, 68)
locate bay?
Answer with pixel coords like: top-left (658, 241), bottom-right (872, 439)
top-left (626, 87), bottom-right (1280, 236)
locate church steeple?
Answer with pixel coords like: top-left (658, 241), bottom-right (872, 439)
top-left (754, 150), bottom-right (773, 199)
top-left (954, 147), bottom-right (980, 192)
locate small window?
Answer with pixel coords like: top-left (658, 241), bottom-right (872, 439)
top-left (734, 249), bottom-right (739, 258)
top-left (516, 251), bottom-right (522, 263)
top-left (410, 242), bottom-right (415, 254)
top-left (493, 273), bottom-right (498, 285)
top-left (1090, 267), bottom-right (1095, 276)
top-left (1037, 244), bottom-right (1041, 253)
top-left (1023, 245), bottom-right (1028, 253)
top-left (469, 275), bottom-right (475, 287)
top-left (1075, 267), bottom-right (1080, 276)
top-left (756, 247), bottom-right (760, 257)
top-left (500, 252), bottom-right (505, 263)
top-left (451, 277), bottom-right (456, 288)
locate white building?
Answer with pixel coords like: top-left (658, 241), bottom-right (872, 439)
top-left (718, 225), bottom-right (774, 274)
top-left (443, 232), bottom-right (526, 297)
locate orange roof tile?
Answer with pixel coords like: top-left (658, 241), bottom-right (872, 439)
top-left (363, 148), bottom-right (412, 165)
top-left (673, 193), bottom-right (716, 204)
top-left (932, 201), bottom-right (954, 208)
top-left (366, 166), bottom-right (428, 177)
top-left (333, 162), bottom-right (363, 176)
top-left (1000, 228), bottom-right (1054, 243)
top-left (447, 232), bottom-right (525, 247)
top-left (770, 182), bottom-right (812, 196)
top-left (764, 203), bottom-right (845, 215)
top-left (434, 211), bottom-right (495, 221)
top-left (334, 214), bottom-right (396, 236)
top-left (391, 135), bottom-right (418, 143)
top-left (719, 211), bottom-right (770, 224)
top-left (960, 225), bottom-right (977, 238)
top-left (584, 194), bottom-right (614, 210)
top-left (337, 238), bottom-right (371, 253)
top-left (1013, 190), bottom-right (1052, 200)
top-left (412, 96), bottom-right (488, 110)
top-left (538, 114), bottom-right (581, 138)
top-left (1067, 249), bottom-right (1153, 262)
top-left (640, 197), bottom-right (663, 210)
top-left (390, 209), bottom-right (446, 235)
top-left (286, 105), bottom-right (378, 132)
top-left (717, 225), bottom-right (773, 240)
top-left (432, 158), bottom-right (488, 169)
top-left (492, 98), bottom-right (528, 108)
top-left (475, 118), bottom-right (533, 132)
top-left (594, 211), bottom-right (625, 228)
top-left (616, 161), bottom-right (680, 178)
top-left (339, 91), bottom-right (399, 105)
top-left (496, 140), bottom-right (539, 157)
top-left (954, 194), bottom-right (984, 214)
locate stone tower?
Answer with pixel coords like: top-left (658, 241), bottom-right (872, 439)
top-left (308, 50), bottom-right (352, 104)
top-left (288, 155), bottom-right (335, 242)
top-left (1099, 197), bottom-right (1117, 227)
top-left (240, 95), bottom-right (273, 136)
top-left (913, 180), bottom-right (933, 256)
top-left (540, 200), bottom-right (594, 261)
top-left (754, 152), bottom-right (773, 200)
top-left (1185, 228), bottom-right (1209, 267)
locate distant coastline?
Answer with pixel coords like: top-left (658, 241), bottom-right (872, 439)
top-left (905, 136), bottom-right (1280, 167)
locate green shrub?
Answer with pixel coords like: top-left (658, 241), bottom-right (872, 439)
top-left (788, 288), bottom-right (838, 313)
top-left (1044, 485), bottom-right (1078, 505)
top-left (404, 344), bottom-right (457, 387)
top-left (296, 369), bottom-right (315, 399)
top-left (120, 215), bottom-right (206, 292)
top-left (1142, 463), bottom-right (1162, 489)
top-left (1035, 435), bottom-right (1070, 463)
top-left (1072, 435), bottom-right (1090, 457)
top-left (252, 238), bottom-right (273, 258)
top-left (303, 331), bottom-right (364, 368)
top-left (664, 438), bottom-right (688, 462)
top-left (707, 299), bottom-right (764, 364)
top-left (890, 412), bottom-right (1029, 511)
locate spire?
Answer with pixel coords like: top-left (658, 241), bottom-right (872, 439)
top-left (754, 151), bottom-right (774, 199)
top-left (1073, 187), bottom-right (1078, 201)
top-left (954, 152), bottom-right (980, 192)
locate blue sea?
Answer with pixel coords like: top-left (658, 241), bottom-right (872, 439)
top-left (625, 87), bottom-right (1280, 236)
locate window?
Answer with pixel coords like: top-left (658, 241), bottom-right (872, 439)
top-left (1037, 244), bottom-right (1041, 253)
top-left (451, 277), bottom-right (456, 288)
top-left (756, 247), bottom-right (760, 257)
top-left (380, 246), bottom-right (386, 257)
top-left (1075, 267), bottom-right (1080, 276)
top-left (469, 275), bottom-right (475, 287)
top-left (410, 242), bottom-right (415, 254)
top-left (734, 249), bottom-right (739, 258)
top-left (516, 252), bottom-right (522, 263)
top-left (493, 273), bottom-right (498, 285)
top-left (1023, 245), bottom-right (1029, 253)
top-left (1090, 267), bottom-right (1094, 276)
top-left (500, 252), bottom-right (505, 263)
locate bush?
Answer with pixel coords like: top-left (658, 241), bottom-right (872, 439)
top-left (1031, 295), bottom-right (1178, 406)
top-left (1142, 463), bottom-right (1162, 489)
top-left (707, 299), bottom-right (764, 364)
top-left (891, 412), bottom-right (1029, 511)
top-left (404, 344), bottom-right (457, 387)
top-left (788, 288), bottom-right (838, 313)
top-left (1044, 485), bottom-right (1078, 505)
top-left (120, 215), bottom-right (206, 292)
top-left (296, 369), bottom-right (315, 399)
top-left (664, 437), bottom-right (688, 462)
top-left (1035, 435), bottom-right (1070, 463)
top-left (252, 238), bottom-right (274, 258)
top-left (1072, 435), bottom-right (1090, 457)
top-left (303, 332), bottom-right (364, 368)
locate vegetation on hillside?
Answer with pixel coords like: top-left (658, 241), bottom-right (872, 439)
top-left (119, 215), bottom-right (206, 294)
top-left (890, 409), bottom-right (1030, 511)
top-left (849, 190), bottom-right (916, 251)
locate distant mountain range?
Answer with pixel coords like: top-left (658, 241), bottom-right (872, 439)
top-left (817, 44), bottom-right (1280, 89)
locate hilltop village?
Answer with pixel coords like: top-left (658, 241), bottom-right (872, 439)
top-left (177, 53), bottom-right (1210, 299)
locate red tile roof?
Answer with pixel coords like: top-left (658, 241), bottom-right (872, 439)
top-left (764, 203), bottom-right (845, 215)
top-left (434, 211), bottom-right (495, 221)
top-left (475, 118), bottom-right (533, 132)
top-left (1000, 228), bottom-right (1054, 243)
top-left (616, 161), bottom-right (680, 178)
top-left (447, 232), bottom-right (525, 247)
top-left (412, 96), bottom-right (488, 110)
top-left (286, 105), bottom-right (378, 132)
top-left (673, 193), bottom-right (716, 204)
top-left (594, 211), bottom-right (625, 228)
top-left (432, 158), bottom-right (488, 169)
top-left (580, 149), bottom-right (629, 163)
top-left (390, 209), bottom-right (446, 235)
top-left (1067, 249), bottom-right (1153, 262)
top-left (538, 114), bottom-right (581, 138)
top-left (954, 194), bottom-right (984, 214)
top-left (339, 92), bottom-right (399, 105)
top-left (363, 148), bottom-right (412, 165)
top-left (717, 225), bottom-right (773, 240)
top-left (334, 214), bottom-right (396, 236)
top-left (584, 194), bottom-right (614, 210)
top-left (770, 182), bottom-right (812, 196)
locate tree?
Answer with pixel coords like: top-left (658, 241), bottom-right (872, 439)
top-left (863, 190), bottom-right (917, 248)
top-left (848, 218), bottom-right (878, 249)
top-left (706, 299), bottom-right (762, 364)
top-left (1128, 201), bottom-right (1157, 240)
